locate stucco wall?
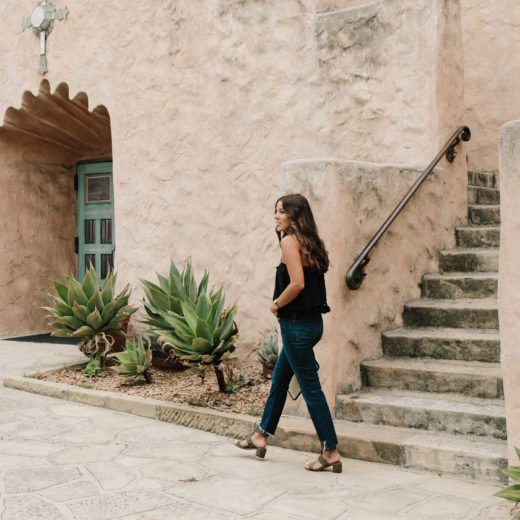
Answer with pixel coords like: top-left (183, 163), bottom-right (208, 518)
top-left (0, 0), bottom-right (331, 342)
top-left (0, 0), bottom-right (465, 397)
top-left (0, 137), bottom-right (76, 336)
top-left (316, 0), bottom-right (464, 164)
top-left (462, 0), bottom-right (520, 171)
top-left (498, 120), bottom-right (520, 464)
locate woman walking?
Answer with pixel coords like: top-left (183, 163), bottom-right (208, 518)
top-left (236, 193), bottom-right (342, 473)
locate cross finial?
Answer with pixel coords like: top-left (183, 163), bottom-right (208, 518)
top-left (22, 1), bottom-right (69, 75)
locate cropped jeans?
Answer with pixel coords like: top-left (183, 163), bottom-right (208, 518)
top-left (259, 316), bottom-right (338, 451)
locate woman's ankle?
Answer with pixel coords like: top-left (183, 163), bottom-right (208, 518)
top-left (252, 431), bottom-right (267, 445)
top-left (323, 448), bottom-right (340, 460)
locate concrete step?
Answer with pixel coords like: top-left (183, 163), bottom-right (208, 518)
top-left (361, 357), bottom-right (503, 398)
top-left (468, 171), bottom-right (499, 188)
top-left (280, 415), bottom-right (507, 483)
top-left (382, 327), bottom-right (500, 362)
top-left (421, 272), bottom-right (498, 299)
top-left (455, 226), bottom-right (500, 248)
top-left (336, 389), bottom-right (506, 439)
top-left (468, 186), bottom-right (500, 205)
top-left (439, 248), bottom-right (498, 272)
top-left (468, 205), bottom-right (501, 225)
top-left (403, 298), bottom-right (498, 329)
top-left (318, 418), bottom-right (507, 483)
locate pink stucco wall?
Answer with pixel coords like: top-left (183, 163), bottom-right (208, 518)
top-left (0, 1), bottom-right (510, 410)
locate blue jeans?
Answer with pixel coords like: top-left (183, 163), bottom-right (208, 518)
top-left (259, 317), bottom-right (338, 450)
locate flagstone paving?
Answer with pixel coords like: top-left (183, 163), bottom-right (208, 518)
top-left (0, 339), bottom-right (514, 519)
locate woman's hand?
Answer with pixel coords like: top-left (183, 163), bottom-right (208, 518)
top-left (270, 301), bottom-right (278, 316)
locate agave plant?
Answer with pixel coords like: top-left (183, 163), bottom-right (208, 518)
top-left (495, 446), bottom-right (520, 517)
top-left (43, 265), bottom-right (137, 358)
top-left (110, 336), bottom-right (153, 385)
top-left (143, 260), bottom-right (238, 392)
top-left (141, 260), bottom-right (209, 332)
top-left (257, 330), bottom-right (279, 370)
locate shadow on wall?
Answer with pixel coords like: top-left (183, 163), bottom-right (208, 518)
top-left (0, 79), bottom-right (113, 338)
top-left (6, 334), bottom-right (78, 345)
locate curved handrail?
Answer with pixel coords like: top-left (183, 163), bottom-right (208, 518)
top-left (345, 125), bottom-right (471, 290)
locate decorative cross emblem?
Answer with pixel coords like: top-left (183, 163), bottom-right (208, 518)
top-left (22, 1), bottom-right (68, 75)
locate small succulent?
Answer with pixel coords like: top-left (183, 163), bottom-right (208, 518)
top-left (257, 330), bottom-right (279, 370)
top-left (83, 356), bottom-right (102, 378)
top-left (110, 336), bottom-right (153, 385)
top-left (43, 265), bottom-right (137, 358)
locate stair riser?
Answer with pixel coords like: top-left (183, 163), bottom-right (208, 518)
top-left (404, 445), bottom-right (507, 484)
top-left (403, 306), bottom-right (498, 329)
top-left (455, 228), bottom-right (500, 248)
top-left (468, 186), bottom-right (500, 205)
top-left (362, 365), bottom-right (503, 399)
top-left (439, 252), bottom-right (498, 273)
top-left (422, 277), bottom-right (497, 299)
top-left (337, 401), bottom-right (507, 440)
top-left (468, 171), bottom-right (498, 188)
top-left (382, 335), bottom-right (500, 363)
top-left (332, 431), bottom-right (508, 484)
top-left (468, 206), bottom-right (500, 225)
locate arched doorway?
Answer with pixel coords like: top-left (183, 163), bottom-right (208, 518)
top-left (0, 80), bottom-right (112, 337)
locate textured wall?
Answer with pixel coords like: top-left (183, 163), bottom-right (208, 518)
top-left (317, 0), bottom-right (376, 12)
top-left (109, 0), bottom-right (331, 352)
top-left (0, 138), bottom-right (76, 336)
top-left (0, 0), bottom-right (464, 397)
top-left (0, 0), bottom-right (330, 343)
top-left (462, 0), bottom-right (520, 171)
top-left (316, 0), bottom-right (464, 164)
top-left (498, 120), bottom-right (520, 463)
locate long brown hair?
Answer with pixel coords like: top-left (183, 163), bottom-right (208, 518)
top-left (275, 194), bottom-right (330, 273)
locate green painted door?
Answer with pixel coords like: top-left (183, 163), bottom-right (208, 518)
top-left (77, 162), bottom-right (114, 282)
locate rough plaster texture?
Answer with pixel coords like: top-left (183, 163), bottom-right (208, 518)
top-left (462, 0), bottom-right (520, 171)
top-left (317, 0), bottom-right (377, 12)
top-left (282, 156), bottom-right (466, 411)
top-left (498, 120), bottom-right (520, 464)
top-left (316, 0), bottom-right (464, 163)
top-left (0, 139), bottom-right (76, 336)
top-left (0, 1), bottom-right (472, 404)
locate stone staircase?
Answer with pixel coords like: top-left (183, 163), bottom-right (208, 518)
top-left (335, 171), bottom-right (507, 483)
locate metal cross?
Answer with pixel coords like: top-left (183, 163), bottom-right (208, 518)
top-left (22, 1), bottom-right (68, 75)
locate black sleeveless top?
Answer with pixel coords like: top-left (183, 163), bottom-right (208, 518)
top-left (273, 263), bottom-right (331, 319)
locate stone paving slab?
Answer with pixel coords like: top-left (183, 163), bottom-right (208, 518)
top-left (0, 340), bottom-right (514, 520)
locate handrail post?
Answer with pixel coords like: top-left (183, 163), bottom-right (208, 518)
top-left (345, 126), bottom-right (471, 290)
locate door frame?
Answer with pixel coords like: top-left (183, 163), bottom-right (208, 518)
top-left (76, 160), bottom-right (115, 282)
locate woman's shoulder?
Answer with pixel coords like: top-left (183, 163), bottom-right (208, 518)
top-left (280, 234), bottom-right (300, 249)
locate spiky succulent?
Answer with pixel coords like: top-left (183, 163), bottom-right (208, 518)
top-left (110, 336), bottom-right (153, 385)
top-left (43, 266), bottom-right (137, 357)
top-left (141, 260), bottom-right (209, 332)
top-left (156, 293), bottom-right (238, 369)
top-left (142, 260), bottom-right (238, 392)
top-left (495, 446), bottom-right (520, 513)
top-left (257, 330), bottom-right (279, 369)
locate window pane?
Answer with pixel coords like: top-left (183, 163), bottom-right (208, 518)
top-left (84, 219), bottom-right (95, 244)
top-left (85, 254), bottom-right (96, 273)
top-left (101, 253), bottom-right (113, 279)
top-left (86, 175), bottom-right (111, 203)
top-left (101, 219), bottom-right (112, 244)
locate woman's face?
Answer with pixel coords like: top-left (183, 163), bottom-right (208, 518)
top-left (274, 200), bottom-right (292, 233)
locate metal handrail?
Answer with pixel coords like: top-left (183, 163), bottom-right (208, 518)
top-left (345, 125), bottom-right (471, 290)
